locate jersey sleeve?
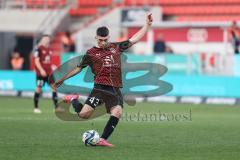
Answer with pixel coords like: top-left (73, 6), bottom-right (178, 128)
top-left (116, 40), bottom-right (133, 52)
top-left (33, 48), bottom-right (40, 58)
top-left (77, 53), bottom-right (91, 68)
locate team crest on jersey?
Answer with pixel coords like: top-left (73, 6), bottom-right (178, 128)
top-left (109, 48), bottom-right (116, 53)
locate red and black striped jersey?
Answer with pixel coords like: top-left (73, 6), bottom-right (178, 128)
top-left (78, 40), bottom-right (132, 88)
top-left (34, 45), bottom-right (53, 76)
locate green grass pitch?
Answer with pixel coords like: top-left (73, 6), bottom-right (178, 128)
top-left (0, 96), bottom-right (240, 160)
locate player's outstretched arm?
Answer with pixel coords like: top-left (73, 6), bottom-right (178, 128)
top-left (129, 13), bottom-right (153, 45)
top-left (50, 66), bottom-right (81, 90)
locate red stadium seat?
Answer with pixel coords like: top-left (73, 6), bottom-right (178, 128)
top-left (68, 0), bottom-right (113, 17)
top-left (163, 6), bottom-right (240, 15)
top-left (124, 0), bottom-right (240, 21)
top-left (78, 0), bottom-right (112, 7)
top-left (69, 7), bottom-right (98, 16)
top-left (177, 15), bottom-right (240, 21)
top-left (124, 0), bottom-right (240, 6)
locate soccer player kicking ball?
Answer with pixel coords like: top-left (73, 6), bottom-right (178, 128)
top-left (33, 35), bottom-right (61, 113)
top-left (51, 14), bottom-right (153, 146)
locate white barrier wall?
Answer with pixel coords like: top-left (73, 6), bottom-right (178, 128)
top-left (0, 10), bottom-right (52, 33)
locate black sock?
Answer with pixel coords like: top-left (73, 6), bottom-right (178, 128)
top-left (101, 115), bottom-right (119, 140)
top-left (34, 92), bottom-right (40, 108)
top-left (52, 92), bottom-right (58, 108)
top-left (71, 99), bottom-right (83, 113)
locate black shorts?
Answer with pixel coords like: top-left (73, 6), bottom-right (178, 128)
top-left (85, 84), bottom-right (123, 113)
top-left (36, 76), bottom-right (49, 87)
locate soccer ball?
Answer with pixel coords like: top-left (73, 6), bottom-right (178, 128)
top-left (82, 130), bottom-right (100, 146)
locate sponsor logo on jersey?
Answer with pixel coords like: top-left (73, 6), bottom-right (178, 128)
top-left (109, 48), bottom-right (116, 53)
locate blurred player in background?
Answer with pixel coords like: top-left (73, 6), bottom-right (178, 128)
top-left (229, 21), bottom-right (240, 54)
top-left (51, 14), bottom-right (153, 146)
top-left (33, 35), bottom-right (60, 113)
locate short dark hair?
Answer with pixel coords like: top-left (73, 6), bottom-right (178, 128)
top-left (96, 26), bottom-right (109, 37)
top-left (42, 34), bottom-right (51, 38)
top-left (38, 34), bottom-right (50, 41)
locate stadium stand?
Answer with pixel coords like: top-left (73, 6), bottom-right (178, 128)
top-left (177, 16), bottom-right (240, 22)
top-left (124, 0), bottom-right (240, 21)
top-left (0, 0), bottom-right (237, 72)
top-left (69, 0), bottom-right (113, 16)
top-left (69, 7), bottom-right (98, 16)
top-left (0, 0), bottom-right (115, 55)
top-left (125, 0), bottom-right (240, 5)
